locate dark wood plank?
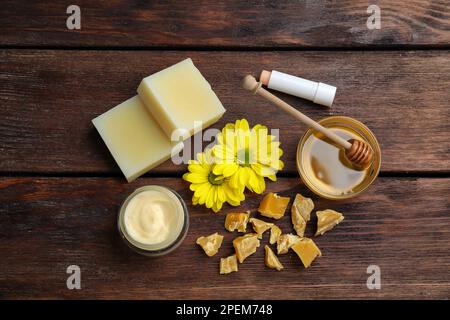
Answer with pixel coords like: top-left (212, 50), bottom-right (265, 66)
top-left (0, 177), bottom-right (449, 299)
top-left (1, 50), bottom-right (449, 175)
top-left (1, 1), bottom-right (450, 48)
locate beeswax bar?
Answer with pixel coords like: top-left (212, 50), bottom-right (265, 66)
top-left (137, 58), bottom-right (226, 139)
top-left (92, 96), bottom-right (183, 182)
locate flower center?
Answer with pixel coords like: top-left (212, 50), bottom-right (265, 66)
top-left (208, 172), bottom-right (223, 185)
top-left (237, 148), bottom-right (252, 166)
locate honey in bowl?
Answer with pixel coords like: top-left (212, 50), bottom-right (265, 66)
top-left (297, 116), bottom-right (381, 200)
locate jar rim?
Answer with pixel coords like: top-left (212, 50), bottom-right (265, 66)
top-left (296, 116), bottom-right (381, 200)
top-left (118, 185), bottom-right (189, 257)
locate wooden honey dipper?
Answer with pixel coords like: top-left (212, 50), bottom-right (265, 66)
top-left (242, 75), bottom-right (374, 167)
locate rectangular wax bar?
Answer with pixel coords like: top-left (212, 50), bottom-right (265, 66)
top-left (137, 58), bottom-right (226, 140)
top-left (92, 96), bottom-right (183, 182)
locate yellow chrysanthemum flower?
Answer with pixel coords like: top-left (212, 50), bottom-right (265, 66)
top-left (182, 148), bottom-right (244, 213)
top-left (212, 119), bottom-right (284, 194)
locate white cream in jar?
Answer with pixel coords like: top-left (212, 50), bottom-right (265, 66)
top-left (119, 186), bottom-right (188, 255)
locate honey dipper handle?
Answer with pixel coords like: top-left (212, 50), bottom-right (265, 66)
top-left (242, 75), bottom-right (352, 149)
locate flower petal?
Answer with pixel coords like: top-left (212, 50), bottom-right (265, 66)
top-left (223, 183), bottom-right (245, 205)
top-left (194, 183), bottom-right (211, 204)
top-left (183, 172), bottom-right (208, 184)
top-left (212, 200), bottom-right (222, 213)
top-left (246, 169), bottom-right (262, 194)
top-left (213, 144), bottom-right (235, 162)
top-left (239, 167), bottom-right (249, 187)
top-left (251, 163), bottom-right (276, 177)
top-left (213, 163), bottom-right (237, 177)
top-left (237, 119), bottom-right (249, 131)
top-left (187, 163), bottom-right (208, 174)
top-left (217, 186), bottom-right (226, 202)
top-left (223, 163), bottom-right (239, 177)
top-left (206, 187), bottom-right (215, 209)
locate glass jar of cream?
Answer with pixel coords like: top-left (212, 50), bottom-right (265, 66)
top-left (118, 185), bottom-right (189, 257)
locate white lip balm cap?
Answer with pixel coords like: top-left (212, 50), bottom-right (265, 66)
top-left (313, 82), bottom-right (337, 107)
top-left (261, 70), bottom-right (337, 108)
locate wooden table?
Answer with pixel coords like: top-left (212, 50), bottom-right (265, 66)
top-left (1, 1), bottom-right (449, 300)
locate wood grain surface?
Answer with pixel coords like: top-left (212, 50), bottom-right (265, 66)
top-left (0, 177), bottom-right (449, 299)
top-left (1, 1), bottom-right (450, 48)
top-left (1, 50), bottom-right (449, 175)
top-left (1, 0), bottom-right (449, 301)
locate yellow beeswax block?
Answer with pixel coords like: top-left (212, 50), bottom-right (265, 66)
top-left (92, 96), bottom-right (183, 182)
top-left (220, 255), bottom-right (238, 274)
top-left (264, 245), bottom-right (284, 271)
top-left (258, 193), bottom-right (290, 219)
top-left (292, 238), bottom-right (322, 268)
top-left (137, 58), bottom-right (226, 139)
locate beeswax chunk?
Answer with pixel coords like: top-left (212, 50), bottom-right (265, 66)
top-left (196, 232), bottom-right (224, 257)
top-left (220, 255), bottom-right (238, 274)
top-left (233, 233), bottom-right (260, 263)
top-left (292, 238), bottom-right (322, 268)
top-left (249, 218), bottom-right (273, 239)
top-left (92, 96), bottom-right (183, 182)
top-left (138, 58), bottom-right (226, 140)
top-left (225, 212), bottom-right (250, 233)
top-left (276, 233), bottom-right (301, 255)
top-left (292, 194), bottom-right (314, 222)
top-left (258, 192), bottom-right (290, 219)
top-left (269, 225), bottom-right (282, 245)
top-left (291, 193), bottom-right (314, 237)
top-left (264, 245), bottom-right (284, 271)
top-left (315, 209), bottom-right (344, 236)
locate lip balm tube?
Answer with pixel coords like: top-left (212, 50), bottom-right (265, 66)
top-left (260, 70), bottom-right (337, 107)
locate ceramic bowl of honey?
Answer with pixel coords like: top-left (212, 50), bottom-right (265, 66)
top-left (296, 116), bottom-right (381, 200)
